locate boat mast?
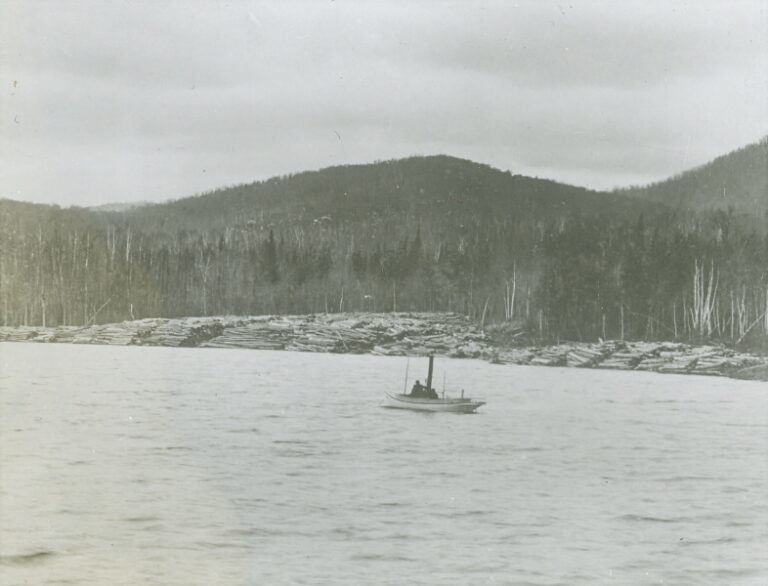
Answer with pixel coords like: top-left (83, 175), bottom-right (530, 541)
top-left (426, 355), bottom-right (434, 390)
top-left (403, 357), bottom-right (410, 393)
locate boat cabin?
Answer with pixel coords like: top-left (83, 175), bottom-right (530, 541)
top-left (409, 356), bottom-right (439, 399)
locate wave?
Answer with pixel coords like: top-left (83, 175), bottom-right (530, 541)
top-left (223, 526), bottom-right (317, 538)
top-left (679, 536), bottom-right (738, 546)
top-left (430, 509), bottom-right (491, 519)
top-left (193, 540), bottom-right (251, 550)
top-left (0, 551), bottom-right (55, 565)
top-left (618, 514), bottom-right (692, 524)
top-left (350, 552), bottom-right (417, 562)
top-left (150, 445), bottom-right (193, 451)
top-left (124, 515), bottom-right (161, 523)
top-left (66, 459), bottom-right (91, 466)
top-left (686, 567), bottom-right (766, 579)
top-left (653, 475), bottom-right (721, 482)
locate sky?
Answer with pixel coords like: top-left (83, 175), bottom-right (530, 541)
top-left (1, 0), bottom-right (766, 207)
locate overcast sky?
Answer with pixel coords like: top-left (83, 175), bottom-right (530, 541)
top-left (2, 1), bottom-right (766, 207)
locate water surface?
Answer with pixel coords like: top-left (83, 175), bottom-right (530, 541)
top-left (1, 343), bottom-right (766, 585)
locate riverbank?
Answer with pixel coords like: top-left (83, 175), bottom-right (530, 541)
top-left (0, 312), bottom-right (766, 381)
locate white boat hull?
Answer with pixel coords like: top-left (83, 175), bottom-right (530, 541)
top-left (382, 393), bottom-right (485, 413)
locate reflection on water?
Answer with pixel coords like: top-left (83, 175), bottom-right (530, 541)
top-left (1, 343), bottom-right (766, 585)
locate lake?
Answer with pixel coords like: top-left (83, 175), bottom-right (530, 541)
top-left (0, 343), bottom-right (766, 585)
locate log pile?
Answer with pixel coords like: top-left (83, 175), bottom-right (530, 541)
top-left (600, 351), bottom-right (643, 370)
top-left (0, 312), bottom-right (765, 380)
top-left (0, 326), bottom-right (42, 342)
top-left (199, 312), bottom-right (491, 356)
top-left (529, 349), bottom-right (567, 366)
top-left (201, 325), bottom-right (289, 350)
top-left (491, 339), bottom-right (766, 380)
top-left (137, 319), bottom-right (198, 346)
top-left (133, 318), bottom-right (226, 347)
top-left (566, 344), bottom-right (612, 367)
top-left (490, 348), bottom-right (537, 365)
top-left (732, 364), bottom-right (768, 380)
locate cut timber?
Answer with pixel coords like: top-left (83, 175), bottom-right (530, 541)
top-left (732, 364), bottom-right (768, 381)
top-left (1, 314), bottom-right (766, 383)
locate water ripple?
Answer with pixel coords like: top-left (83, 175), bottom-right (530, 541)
top-left (1, 344), bottom-right (765, 586)
top-left (0, 551), bottom-right (55, 565)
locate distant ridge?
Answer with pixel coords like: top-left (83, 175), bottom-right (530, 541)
top-left (88, 201), bottom-right (153, 213)
top-left (120, 154), bottom-right (637, 235)
top-left (117, 141), bottom-right (766, 233)
top-left (618, 137), bottom-right (767, 215)
top-left (4, 142), bottom-right (764, 219)
top-left (1, 140), bottom-right (765, 349)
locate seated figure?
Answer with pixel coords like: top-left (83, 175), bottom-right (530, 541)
top-left (411, 380), bottom-right (439, 399)
top-left (410, 380), bottom-right (425, 397)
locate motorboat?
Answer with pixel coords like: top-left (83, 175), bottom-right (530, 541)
top-left (382, 355), bottom-right (485, 413)
top-left (382, 392), bottom-right (485, 413)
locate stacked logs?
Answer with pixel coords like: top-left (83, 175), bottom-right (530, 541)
top-left (0, 313), bottom-right (765, 380)
top-left (491, 340), bottom-right (764, 379)
top-left (199, 313), bottom-right (488, 355)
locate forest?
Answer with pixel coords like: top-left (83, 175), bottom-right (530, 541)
top-left (1, 139), bottom-right (766, 350)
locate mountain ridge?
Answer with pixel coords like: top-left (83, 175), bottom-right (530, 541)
top-left (1, 139), bottom-right (765, 348)
top-left (114, 153), bottom-right (648, 238)
top-left (117, 137), bottom-right (767, 223)
top-left (618, 136), bottom-right (767, 216)
top-left (4, 139), bottom-right (765, 221)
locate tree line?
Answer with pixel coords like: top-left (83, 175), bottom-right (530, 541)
top-left (1, 194), bottom-right (765, 350)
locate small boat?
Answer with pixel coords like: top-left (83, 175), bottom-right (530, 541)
top-left (382, 393), bottom-right (485, 413)
top-left (382, 355), bottom-right (485, 413)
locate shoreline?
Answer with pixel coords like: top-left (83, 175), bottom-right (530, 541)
top-left (1, 312), bottom-right (766, 381)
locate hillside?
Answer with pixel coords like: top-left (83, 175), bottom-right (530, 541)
top-left (113, 155), bottom-right (642, 238)
top-left (88, 201), bottom-right (154, 213)
top-left (619, 137), bottom-right (767, 218)
top-left (1, 145), bottom-right (766, 349)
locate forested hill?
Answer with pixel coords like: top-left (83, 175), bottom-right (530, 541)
top-left (619, 137), bottom-right (767, 217)
top-left (116, 155), bottom-right (636, 236)
top-left (1, 145), bottom-right (766, 350)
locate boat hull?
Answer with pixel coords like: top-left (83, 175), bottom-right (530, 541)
top-left (382, 393), bottom-right (485, 413)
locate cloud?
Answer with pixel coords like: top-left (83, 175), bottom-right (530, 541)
top-left (1, 0), bottom-right (766, 205)
top-left (407, 2), bottom-right (765, 88)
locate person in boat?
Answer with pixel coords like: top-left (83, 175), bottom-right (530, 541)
top-left (411, 380), bottom-right (439, 399)
top-left (411, 380), bottom-right (425, 397)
